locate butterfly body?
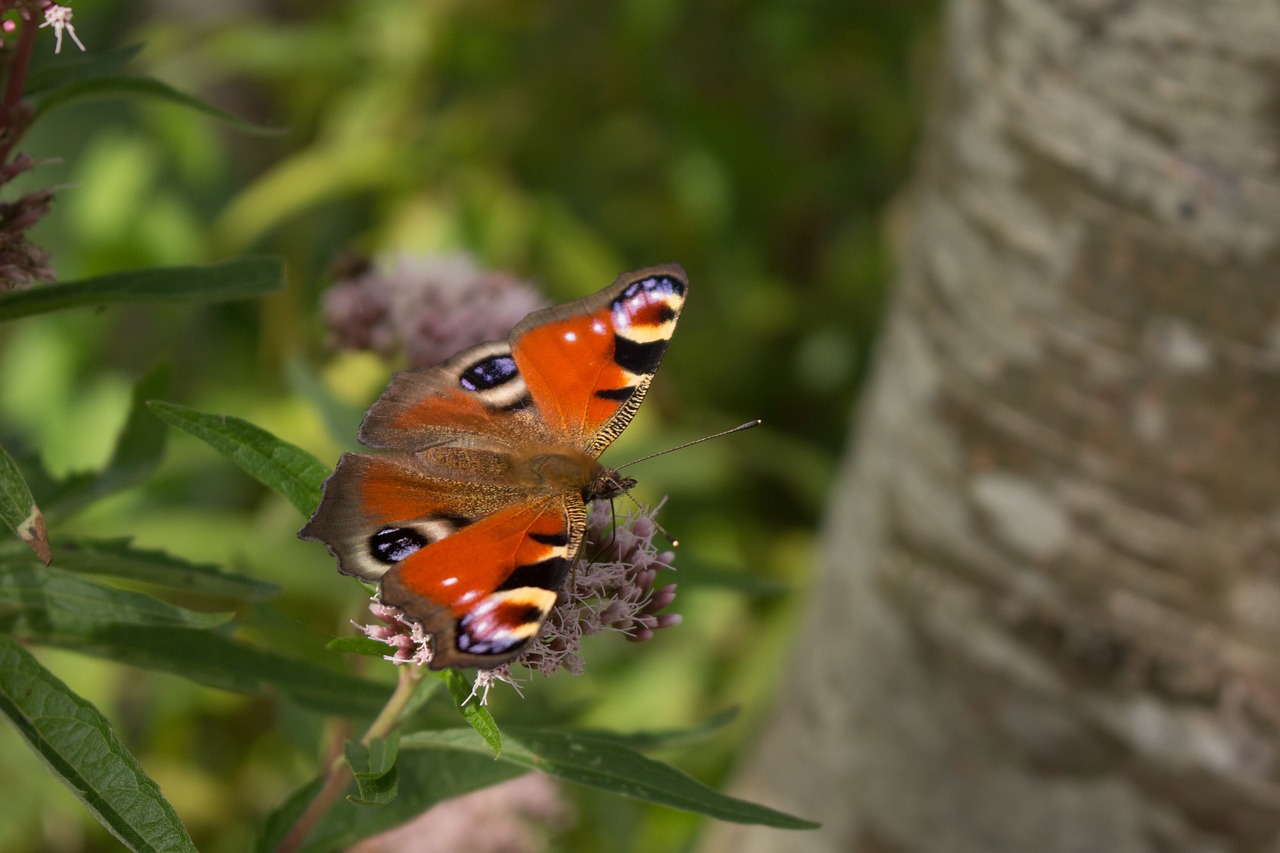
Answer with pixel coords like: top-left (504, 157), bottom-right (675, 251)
top-left (301, 265), bottom-right (685, 669)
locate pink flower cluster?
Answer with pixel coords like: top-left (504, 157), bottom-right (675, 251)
top-left (322, 253), bottom-right (547, 369)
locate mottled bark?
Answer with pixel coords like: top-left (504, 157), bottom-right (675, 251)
top-left (706, 1), bottom-right (1280, 851)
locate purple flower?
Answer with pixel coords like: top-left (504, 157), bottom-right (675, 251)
top-left (0, 153), bottom-right (55, 289)
top-left (322, 253), bottom-right (547, 367)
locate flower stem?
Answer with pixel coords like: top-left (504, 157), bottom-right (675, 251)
top-left (274, 665), bottom-right (426, 853)
top-left (0, 6), bottom-right (38, 167)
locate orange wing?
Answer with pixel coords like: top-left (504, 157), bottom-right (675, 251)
top-left (511, 264), bottom-right (686, 454)
top-left (301, 265), bottom-right (687, 669)
top-left (379, 497), bottom-right (586, 669)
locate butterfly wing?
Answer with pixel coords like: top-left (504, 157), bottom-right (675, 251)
top-left (357, 264), bottom-right (687, 455)
top-left (302, 264), bottom-right (687, 669)
top-left (510, 264), bottom-right (686, 453)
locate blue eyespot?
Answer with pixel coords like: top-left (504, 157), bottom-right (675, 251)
top-left (459, 355), bottom-right (518, 391)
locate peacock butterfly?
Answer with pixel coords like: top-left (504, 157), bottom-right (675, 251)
top-left (300, 265), bottom-right (687, 669)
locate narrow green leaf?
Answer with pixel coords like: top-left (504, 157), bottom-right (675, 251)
top-left (402, 727), bottom-right (819, 829)
top-left (0, 634), bottom-right (197, 852)
top-left (24, 43), bottom-right (143, 97)
top-left (147, 401), bottom-right (328, 517)
top-left (345, 733), bottom-right (400, 806)
top-left (0, 566), bottom-right (232, 639)
top-left (0, 256), bottom-right (283, 321)
top-left (37, 364), bottom-right (171, 523)
top-left (0, 537), bottom-right (278, 600)
top-left (39, 625), bottom-right (391, 717)
top-left (32, 75), bottom-right (282, 134)
top-left (256, 750), bottom-right (524, 852)
top-left (327, 636), bottom-right (394, 658)
top-left (440, 669), bottom-right (501, 756)
top-left (0, 443), bottom-right (50, 564)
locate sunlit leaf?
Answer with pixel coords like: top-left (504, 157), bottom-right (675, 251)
top-left (402, 726), bottom-right (819, 829)
top-left (147, 401), bottom-right (328, 517)
top-left (0, 256), bottom-right (283, 321)
top-left (0, 444), bottom-right (50, 564)
top-left (0, 634), bottom-right (197, 852)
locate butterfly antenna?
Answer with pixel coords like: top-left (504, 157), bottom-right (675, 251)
top-left (617, 419), bottom-right (762, 471)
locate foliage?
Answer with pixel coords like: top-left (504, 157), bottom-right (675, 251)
top-left (0, 1), bottom-right (937, 850)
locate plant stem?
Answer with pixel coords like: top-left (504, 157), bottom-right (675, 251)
top-left (274, 665), bottom-right (426, 853)
top-left (0, 6), bottom-right (37, 167)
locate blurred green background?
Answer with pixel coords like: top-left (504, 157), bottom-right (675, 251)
top-left (0, 1), bottom-right (939, 850)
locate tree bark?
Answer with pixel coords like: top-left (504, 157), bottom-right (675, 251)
top-left (705, 1), bottom-right (1280, 851)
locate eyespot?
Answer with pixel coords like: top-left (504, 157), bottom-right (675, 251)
top-left (459, 354), bottom-right (519, 391)
top-left (370, 527), bottom-right (428, 563)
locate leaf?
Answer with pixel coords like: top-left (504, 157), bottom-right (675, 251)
top-left (24, 43), bottom-right (144, 97)
top-left (35, 364), bottom-right (171, 523)
top-left (0, 634), bottom-right (197, 852)
top-left (345, 733), bottom-right (400, 806)
top-left (0, 256), bottom-right (283, 322)
top-left (440, 669), bottom-right (501, 756)
top-left (147, 402), bottom-right (328, 517)
top-left (0, 566), bottom-right (232, 639)
top-left (582, 706), bottom-right (740, 752)
top-left (1, 537), bottom-right (277, 600)
top-left (32, 75), bottom-right (282, 135)
top-left (256, 749), bottom-right (524, 853)
top-left (402, 726), bottom-right (819, 829)
top-left (0, 444), bottom-right (50, 564)
top-left (40, 625), bottom-right (392, 718)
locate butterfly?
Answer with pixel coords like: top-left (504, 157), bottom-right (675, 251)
top-left (301, 265), bottom-right (687, 669)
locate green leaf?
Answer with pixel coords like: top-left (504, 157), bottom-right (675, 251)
top-left (345, 733), bottom-right (400, 806)
top-left (440, 669), bottom-right (501, 756)
top-left (1, 537), bottom-right (277, 600)
top-left (0, 256), bottom-right (283, 321)
top-left (41, 625), bottom-right (392, 717)
top-left (0, 566), bottom-right (232, 639)
top-left (0, 634), bottom-right (197, 852)
top-left (327, 636), bottom-right (394, 658)
top-left (402, 726), bottom-right (819, 829)
top-left (256, 749), bottom-right (524, 853)
top-left (147, 401), bottom-right (328, 517)
top-left (32, 75), bottom-right (282, 135)
top-left (0, 443), bottom-right (50, 564)
top-left (35, 364), bottom-right (171, 523)
top-left (24, 43), bottom-right (143, 97)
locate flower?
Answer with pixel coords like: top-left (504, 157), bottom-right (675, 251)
top-left (322, 253), bottom-right (547, 368)
top-left (0, 154), bottom-right (55, 289)
top-left (352, 500), bottom-right (682, 700)
top-left (39, 3), bottom-right (85, 54)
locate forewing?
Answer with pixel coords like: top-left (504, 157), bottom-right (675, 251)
top-left (358, 340), bottom-right (552, 452)
top-left (510, 265), bottom-right (686, 455)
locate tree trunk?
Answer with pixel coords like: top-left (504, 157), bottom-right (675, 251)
top-left (705, 2), bottom-right (1280, 851)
